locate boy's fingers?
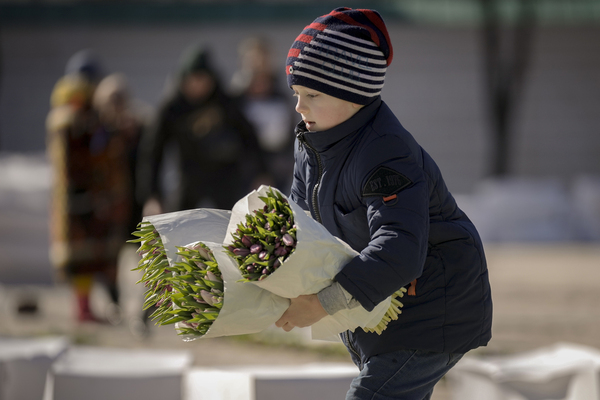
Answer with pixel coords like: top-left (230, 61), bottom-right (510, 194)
top-left (275, 317), bottom-right (285, 328)
top-left (275, 314), bottom-right (289, 328)
top-left (275, 315), bottom-right (295, 332)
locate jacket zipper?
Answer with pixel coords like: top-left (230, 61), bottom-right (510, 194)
top-left (297, 130), bottom-right (361, 364)
top-left (343, 330), bottom-right (361, 362)
top-left (296, 131), bottom-right (324, 223)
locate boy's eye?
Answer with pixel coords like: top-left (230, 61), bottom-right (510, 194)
top-left (292, 90), bottom-right (318, 99)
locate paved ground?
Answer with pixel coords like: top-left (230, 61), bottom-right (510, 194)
top-left (2, 243), bottom-right (600, 399)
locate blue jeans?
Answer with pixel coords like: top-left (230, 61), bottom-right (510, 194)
top-left (345, 349), bottom-right (464, 400)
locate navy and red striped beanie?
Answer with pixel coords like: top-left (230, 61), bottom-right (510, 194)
top-left (286, 7), bottom-right (393, 105)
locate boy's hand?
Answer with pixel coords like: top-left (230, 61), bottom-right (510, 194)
top-left (275, 294), bottom-right (328, 332)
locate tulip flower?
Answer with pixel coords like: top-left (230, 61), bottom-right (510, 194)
top-left (233, 248), bottom-right (250, 257)
top-left (282, 233), bottom-right (295, 247)
top-left (200, 290), bottom-right (215, 306)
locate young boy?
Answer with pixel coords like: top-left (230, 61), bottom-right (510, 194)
top-left (274, 7), bottom-right (493, 400)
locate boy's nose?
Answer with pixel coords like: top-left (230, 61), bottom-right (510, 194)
top-left (295, 98), bottom-right (307, 114)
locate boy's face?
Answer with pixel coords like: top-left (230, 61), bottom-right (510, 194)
top-left (292, 85), bottom-right (362, 132)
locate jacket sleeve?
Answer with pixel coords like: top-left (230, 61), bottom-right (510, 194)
top-left (334, 134), bottom-right (430, 312)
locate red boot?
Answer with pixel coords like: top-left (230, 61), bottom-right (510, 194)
top-left (76, 293), bottom-right (105, 324)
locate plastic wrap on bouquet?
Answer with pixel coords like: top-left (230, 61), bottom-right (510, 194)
top-left (224, 185), bottom-right (391, 341)
top-left (144, 208), bottom-right (232, 265)
top-left (175, 241), bottom-right (290, 340)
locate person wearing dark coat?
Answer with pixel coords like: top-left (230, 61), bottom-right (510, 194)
top-left (137, 45), bottom-right (269, 215)
top-left (274, 8), bottom-right (493, 400)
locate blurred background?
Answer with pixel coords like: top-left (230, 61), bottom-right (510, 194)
top-left (0, 1), bottom-right (599, 399)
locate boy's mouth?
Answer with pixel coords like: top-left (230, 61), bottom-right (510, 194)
top-left (304, 120), bottom-right (315, 130)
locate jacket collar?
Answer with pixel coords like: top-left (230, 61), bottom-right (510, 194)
top-left (295, 96), bottom-right (382, 152)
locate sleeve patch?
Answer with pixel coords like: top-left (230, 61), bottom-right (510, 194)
top-left (362, 166), bottom-right (413, 197)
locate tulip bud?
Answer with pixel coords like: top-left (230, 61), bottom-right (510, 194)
top-left (275, 246), bottom-right (288, 256)
top-left (200, 290), bottom-right (215, 306)
top-left (250, 243), bottom-right (262, 254)
top-left (241, 235), bottom-right (253, 247)
top-left (194, 245), bottom-right (211, 260)
top-left (206, 271), bottom-right (221, 283)
top-left (233, 248), bottom-right (250, 257)
top-left (282, 233), bottom-right (295, 247)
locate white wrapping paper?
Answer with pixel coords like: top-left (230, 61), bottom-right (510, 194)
top-left (224, 185), bottom-right (391, 341)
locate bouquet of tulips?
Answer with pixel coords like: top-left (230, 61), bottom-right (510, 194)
top-left (129, 186), bottom-right (407, 341)
top-left (129, 209), bottom-right (289, 340)
top-left (223, 185), bottom-right (403, 340)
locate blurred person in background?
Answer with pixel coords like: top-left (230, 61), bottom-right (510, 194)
top-left (137, 44), bottom-right (270, 216)
top-left (45, 52), bottom-right (134, 324)
top-left (93, 72), bottom-right (154, 333)
top-left (64, 48), bottom-right (105, 87)
top-left (229, 36), bottom-right (296, 193)
top-left (93, 73), bottom-right (150, 239)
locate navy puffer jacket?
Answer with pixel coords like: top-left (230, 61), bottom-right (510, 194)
top-left (290, 97), bottom-right (492, 365)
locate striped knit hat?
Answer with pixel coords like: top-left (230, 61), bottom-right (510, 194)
top-left (286, 7), bottom-right (393, 105)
